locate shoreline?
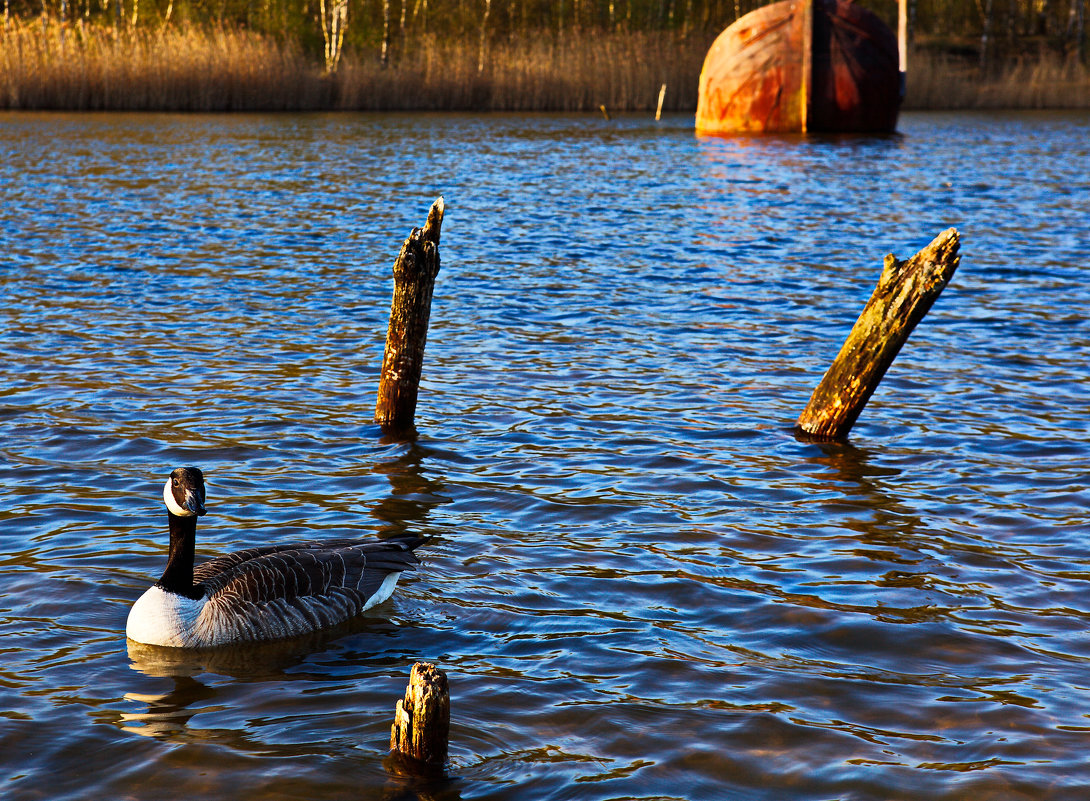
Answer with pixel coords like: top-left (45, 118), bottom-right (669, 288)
top-left (3, 21), bottom-right (1088, 113)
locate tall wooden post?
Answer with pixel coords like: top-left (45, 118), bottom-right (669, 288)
top-left (800, 0), bottom-right (813, 132)
top-left (898, 0), bottom-right (908, 98)
top-left (796, 228), bottom-right (961, 441)
top-left (375, 197), bottom-right (444, 434)
top-left (390, 661), bottom-right (450, 766)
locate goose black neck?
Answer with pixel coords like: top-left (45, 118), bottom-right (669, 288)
top-left (157, 512), bottom-right (203, 599)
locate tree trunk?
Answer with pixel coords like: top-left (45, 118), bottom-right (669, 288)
top-left (1038, 0), bottom-right (1052, 36)
top-left (382, 0), bottom-right (391, 65)
top-left (796, 229), bottom-right (961, 441)
top-left (319, 0), bottom-right (348, 72)
top-left (411, 0), bottom-right (427, 34)
top-left (980, 0), bottom-right (995, 72)
top-left (1068, 0), bottom-right (1085, 61)
top-left (390, 662), bottom-right (450, 766)
top-left (478, 0), bottom-right (492, 72)
top-left (375, 198), bottom-right (445, 434)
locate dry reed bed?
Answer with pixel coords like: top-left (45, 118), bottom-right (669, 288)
top-left (2, 21), bottom-right (1088, 111)
top-left (337, 33), bottom-right (703, 112)
top-left (0, 21), bottom-right (702, 111)
top-left (905, 51), bottom-right (1090, 109)
top-left (0, 22), bottom-right (330, 110)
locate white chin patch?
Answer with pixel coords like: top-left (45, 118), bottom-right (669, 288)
top-left (163, 478), bottom-right (194, 516)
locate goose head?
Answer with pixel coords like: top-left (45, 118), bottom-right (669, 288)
top-left (163, 467), bottom-right (207, 518)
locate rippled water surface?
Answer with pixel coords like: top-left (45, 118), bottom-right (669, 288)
top-left (1, 110), bottom-right (1089, 800)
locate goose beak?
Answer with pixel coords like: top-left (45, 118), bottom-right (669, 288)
top-left (186, 492), bottom-right (207, 517)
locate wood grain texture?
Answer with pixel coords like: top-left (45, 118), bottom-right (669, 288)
top-left (375, 197), bottom-right (445, 433)
top-left (797, 228), bottom-right (961, 440)
top-left (390, 661), bottom-right (450, 766)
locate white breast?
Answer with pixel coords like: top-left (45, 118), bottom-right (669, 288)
top-left (126, 586), bottom-right (207, 648)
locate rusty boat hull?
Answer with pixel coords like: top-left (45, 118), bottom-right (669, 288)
top-left (696, 0), bottom-right (901, 135)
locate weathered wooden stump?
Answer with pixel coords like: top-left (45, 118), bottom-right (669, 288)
top-left (375, 197), bottom-right (445, 434)
top-left (390, 661), bottom-right (450, 766)
top-left (796, 228), bottom-right (961, 440)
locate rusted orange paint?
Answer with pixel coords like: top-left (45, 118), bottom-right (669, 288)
top-left (696, 0), bottom-right (901, 135)
top-left (696, 0), bottom-right (807, 134)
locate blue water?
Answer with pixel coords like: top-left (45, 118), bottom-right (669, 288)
top-left (1, 110), bottom-right (1089, 800)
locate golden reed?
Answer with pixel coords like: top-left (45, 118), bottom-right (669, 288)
top-left (905, 50), bottom-right (1090, 109)
top-left (1, 20), bottom-right (1087, 111)
top-left (0, 21), bottom-right (326, 110)
top-left (0, 20), bottom-right (702, 111)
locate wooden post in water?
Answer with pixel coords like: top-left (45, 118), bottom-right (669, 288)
top-left (796, 228), bottom-right (961, 441)
top-left (390, 661), bottom-right (450, 766)
top-left (375, 197), bottom-right (445, 434)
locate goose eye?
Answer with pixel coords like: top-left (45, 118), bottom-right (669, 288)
top-left (172, 478), bottom-right (179, 486)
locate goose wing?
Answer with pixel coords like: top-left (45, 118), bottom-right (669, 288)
top-left (192, 536), bottom-right (422, 644)
top-left (192, 537), bottom-right (366, 584)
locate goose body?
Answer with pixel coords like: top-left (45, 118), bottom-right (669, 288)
top-left (126, 467), bottom-right (423, 648)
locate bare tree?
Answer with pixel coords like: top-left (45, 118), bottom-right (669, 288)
top-left (382, 0), bottom-right (390, 65)
top-left (411, 0), bottom-right (427, 34)
top-left (1067, 0), bottom-right (1086, 61)
top-left (477, 0), bottom-right (492, 72)
top-left (980, 0), bottom-right (995, 71)
top-left (320, 0), bottom-right (349, 72)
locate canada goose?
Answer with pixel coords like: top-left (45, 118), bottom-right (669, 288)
top-left (126, 467), bottom-right (423, 648)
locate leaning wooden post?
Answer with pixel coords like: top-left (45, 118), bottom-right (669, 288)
top-left (390, 661), bottom-right (450, 766)
top-left (375, 197), bottom-right (445, 433)
top-left (796, 228), bottom-right (961, 441)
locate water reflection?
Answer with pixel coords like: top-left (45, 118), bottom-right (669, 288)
top-left (119, 675), bottom-right (218, 738)
top-left (120, 634), bottom-right (349, 742)
top-left (382, 753), bottom-right (464, 801)
top-left (126, 632), bottom-right (343, 679)
top-left (370, 435), bottom-right (450, 538)
top-left (797, 436), bottom-right (900, 488)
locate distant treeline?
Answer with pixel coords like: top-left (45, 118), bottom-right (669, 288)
top-left (3, 0), bottom-right (1087, 72)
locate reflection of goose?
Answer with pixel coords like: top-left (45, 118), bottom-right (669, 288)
top-left (120, 675), bottom-right (217, 738)
top-left (126, 467), bottom-right (423, 648)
